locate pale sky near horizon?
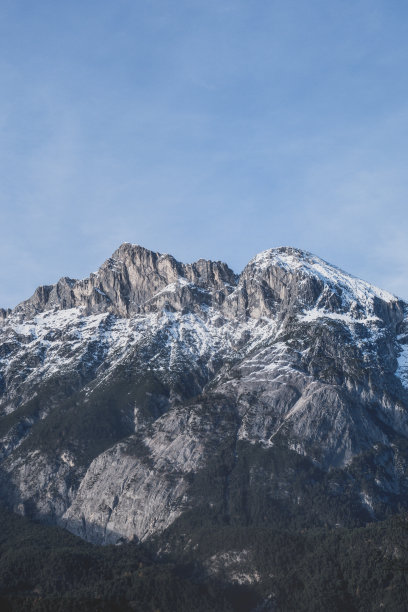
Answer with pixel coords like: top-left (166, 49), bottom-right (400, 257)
top-left (1, 0), bottom-right (408, 308)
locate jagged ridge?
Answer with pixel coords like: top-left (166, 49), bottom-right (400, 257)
top-left (0, 244), bottom-right (407, 545)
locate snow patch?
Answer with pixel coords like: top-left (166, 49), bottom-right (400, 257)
top-left (360, 491), bottom-right (375, 517)
top-left (60, 452), bottom-right (75, 467)
top-left (299, 307), bottom-right (380, 326)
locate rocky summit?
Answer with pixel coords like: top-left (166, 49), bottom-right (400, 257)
top-left (0, 244), bottom-right (408, 545)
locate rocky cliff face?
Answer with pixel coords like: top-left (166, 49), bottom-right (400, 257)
top-left (1, 244), bottom-right (407, 544)
top-left (13, 243), bottom-right (237, 319)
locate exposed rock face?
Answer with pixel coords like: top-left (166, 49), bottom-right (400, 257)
top-left (14, 244), bottom-right (237, 319)
top-left (0, 244), bottom-right (407, 544)
top-left (0, 308), bottom-right (11, 322)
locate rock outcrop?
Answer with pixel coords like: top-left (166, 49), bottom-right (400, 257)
top-left (14, 244), bottom-right (237, 319)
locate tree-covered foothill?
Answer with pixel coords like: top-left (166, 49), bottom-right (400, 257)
top-left (0, 504), bottom-right (254, 612)
top-left (1, 504), bottom-right (408, 611)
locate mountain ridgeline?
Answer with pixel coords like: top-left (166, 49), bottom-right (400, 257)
top-left (0, 243), bottom-right (408, 554)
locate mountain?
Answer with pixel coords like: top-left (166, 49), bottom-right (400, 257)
top-left (0, 243), bottom-right (408, 553)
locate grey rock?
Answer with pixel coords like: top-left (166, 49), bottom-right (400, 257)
top-left (1, 243), bottom-right (408, 543)
top-left (13, 244), bottom-right (237, 319)
top-left (0, 308), bottom-right (11, 323)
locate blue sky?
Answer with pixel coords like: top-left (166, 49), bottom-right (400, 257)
top-left (1, 0), bottom-right (408, 307)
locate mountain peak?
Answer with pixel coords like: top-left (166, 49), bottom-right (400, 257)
top-left (250, 246), bottom-right (397, 303)
top-left (6, 244), bottom-right (402, 327)
top-left (1, 241), bottom-right (408, 549)
top-left (11, 244), bottom-right (237, 319)
top-left (110, 242), bottom-right (161, 260)
top-left (231, 246), bottom-right (403, 326)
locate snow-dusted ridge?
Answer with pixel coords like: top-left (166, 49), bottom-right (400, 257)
top-left (1, 244), bottom-right (401, 319)
top-left (1, 244), bottom-right (406, 401)
top-left (249, 247), bottom-right (397, 308)
top-left (1, 243), bottom-right (408, 544)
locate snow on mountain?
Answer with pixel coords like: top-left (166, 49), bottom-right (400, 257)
top-left (0, 244), bottom-right (407, 544)
top-left (250, 247), bottom-right (396, 307)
